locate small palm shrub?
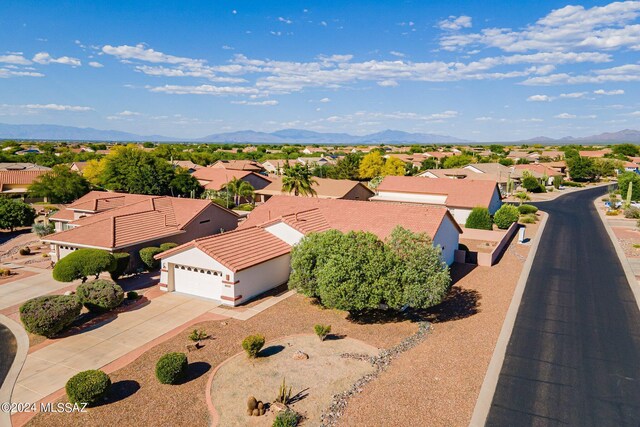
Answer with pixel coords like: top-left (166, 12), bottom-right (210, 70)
top-left (155, 352), bottom-right (188, 385)
top-left (517, 204), bottom-right (538, 215)
top-left (242, 334), bottom-right (265, 358)
top-left (159, 242), bottom-right (178, 252)
top-left (76, 279), bottom-right (124, 313)
top-left (494, 205), bottom-right (520, 229)
top-left (273, 409), bottom-right (300, 427)
top-left (139, 247), bottom-right (163, 270)
top-left (19, 295), bottom-right (82, 337)
top-left (465, 207), bottom-right (493, 230)
top-left (109, 252), bottom-right (130, 280)
top-left (314, 324), bottom-right (331, 341)
top-left (65, 370), bottom-right (111, 406)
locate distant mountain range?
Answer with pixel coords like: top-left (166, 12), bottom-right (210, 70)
top-left (1, 122), bottom-right (640, 144)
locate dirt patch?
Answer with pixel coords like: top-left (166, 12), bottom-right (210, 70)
top-left (26, 294), bottom-right (417, 427)
top-left (211, 335), bottom-right (377, 426)
top-left (611, 226), bottom-right (640, 258)
top-left (460, 238), bottom-right (496, 254)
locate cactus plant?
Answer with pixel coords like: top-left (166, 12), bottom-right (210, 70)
top-left (276, 378), bottom-right (292, 404)
top-left (247, 395), bottom-right (257, 411)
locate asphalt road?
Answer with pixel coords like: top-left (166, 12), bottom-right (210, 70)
top-left (0, 323), bottom-right (17, 390)
top-left (487, 186), bottom-right (640, 427)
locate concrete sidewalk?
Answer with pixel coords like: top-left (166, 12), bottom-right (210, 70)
top-left (12, 293), bottom-right (222, 404)
top-left (0, 267), bottom-right (69, 311)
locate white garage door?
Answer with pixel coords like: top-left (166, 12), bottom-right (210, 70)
top-left (173, 264), bottom-right (223, 300)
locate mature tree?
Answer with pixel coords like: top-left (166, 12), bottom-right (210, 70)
top-left (498, 157), bottom-right (514, 166)
top-left (282, 164), bottom-right (317, 196)
top-left (420, 158), bottom-right (438, 171)
top-left (28, 165), bottom-right (90, 203)
top-left (82, 159), bottom-right (106, 186)
top-left (612, 144), bottom-right (640, 158)
top-left (381, 156), bottom-right (407, 176)
top-left (0, 199), bottom-right (36, 231)
top-left (443, 154), bottom-right (473, 169)
top-left (358, 151), bottom-right (385, 179)
top-left (170, 168), bottom-right (203, 198)
top-left (593, 158), bottom-right (623, 178)
top-left (328, 153), bottom-right (361, 180)
top-left (489, 144), bottom-right (506, 154)
top-left (226, 178), bottom-right (255, 205)
top-left (52, 249), bottom-right (115, 283)
top-left (618, 172), bottom-right (640, 202)
top-left (101, 146), bottom-right (175, 195)
top-left (567, 156), bottom-right (596, 182)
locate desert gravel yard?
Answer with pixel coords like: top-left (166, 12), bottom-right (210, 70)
top-left (26, 294), bottom-right (417, 427)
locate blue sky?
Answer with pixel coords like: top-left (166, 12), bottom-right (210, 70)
top-left (1, 0), bottom-right (639, 141)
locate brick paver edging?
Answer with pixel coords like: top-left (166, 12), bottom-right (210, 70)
top-left (468, 210), bottom-right (549, 427)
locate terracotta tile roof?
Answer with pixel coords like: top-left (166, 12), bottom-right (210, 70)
top-left (192, 168), bottom-right (271, 190)
top-left (0, 163), bottom-right (51, 171)
top-left (241, 196), bottom-right (460, 239)
top-left (172, 160), bottom-right (202, 170)
top-left (158, 226), bottom-right (292, 272)
top-left (44, 195), bottom-right (232, 250)
top-left (421, 168), bottom-right (508, 183)
top-left (67, 191), bottom-right (152, 212)
top-left (579, 149), bottom-right (612, 158)
top-left (256, 177), bottom-right (373, 199)
top-left (376, 176), bottom-right (499, 209)
top-left (0, 170), bottom-right (48, 192)
top-left (49, 208), bottom-right (75, 222)
top-left (210, 160), bottom-right (265, 172)
top-left (513, 164), bottom-right (563, 177)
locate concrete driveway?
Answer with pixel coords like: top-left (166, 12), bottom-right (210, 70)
top-left (0, 265), bottom-right (69, 312)
top-left (12, 293), bottom-right (222, 404)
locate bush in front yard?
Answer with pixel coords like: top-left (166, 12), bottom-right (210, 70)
top-left (159, 242), bottom-right (178, 252)
top-left (273, 409), bottom-right (300, 427)
top-left (19, 247), bottom-right (31, 256)
top-left (517, 204), bottom-right (538, 215)
top-left (314, 324), bottom-right (331, 341)
top-left (109, 252), bottom-right (130, 281)
top-left (76, 279), bottom-right (124, 313)
top-left (19, 295), bottom-right (82, 337)
top-left (139, 247), bottom-right (163, 270)
top-left (52, 249), bottom-right (116, 283)
top-left (465, 207), bottom-right (493, 230)
top-left (65, 370), bottom-right (111, 406)
top-left (493, 205), bottom-right (520, 229)
top-left (155, 352), bottom-right (188, 384)
top-left (624, 206), bottom-right (640, 219)
top-left (242, 334), bottom-right (265, 358)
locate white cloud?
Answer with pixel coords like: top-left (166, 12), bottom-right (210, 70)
top-left (559, 91), bottom-right (588, 98)
top-left (389, 51), bottom-right (405, 58)
top-left (148, 84), bottom-right (260, 96)
top-left (0, 69), bottom-right (44, 78)
top-left (378, 80), bottom-right (398, 87)
top-left (438, 16), bottom-right (472, 31)
top-left (0, 54), bottom-right (31, 65)
top-left (475, 116), bottom-right (494, 121)
top-left (221, 45), bottom-right (234, 50)
top-left (278, 17), bottom-right (293, 24)
top-left (117, 110), bottom-right (141, 116)
top-left (32, 52), bottom-right (81, 66)
top-left (555, 113), bottom-right (577, 119)
top-left (527, 94), bottom-right (552, 102)
top-left (231, 100), bottom-right (279, 106)
top-left (23, 103), bottom-right (93, 111)
top-left (102, 44), bottom-right (204, 66)
top-left (523, 64), bottom-right (640, 85)
top-left (594, 88), bottom-right (624, 95)
top-left (319, 97), bottom-right (331, 103)
top-left (88, 61), bottom-right (103, 68)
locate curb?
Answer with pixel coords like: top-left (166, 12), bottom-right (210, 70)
top-left (593, 199), bottom-right (640, 312)
top-left (0, 314), bottom-right (29, 427)
top-left (468, 211), bottom-right (549, 427)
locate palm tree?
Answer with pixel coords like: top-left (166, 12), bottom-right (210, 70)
top-left (282, 164), bottom-right (318, 197)
top-left (226, 178), bottom-right (255, 206)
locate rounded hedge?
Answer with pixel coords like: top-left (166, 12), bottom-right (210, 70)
top-left (139, 247), bottom-right (163, 270)
top-left (53, 249), bottom-right (116, 282)
top-left (76, 279), bottom-right (124, 313)
top-left (19, 295), bottom-right (82, 337)
top-left (494, 205), bottom-right (520, 230)
top-left (109, 252), bottom-right (130, 281)
top-left (465, 207), bottom-right (493, 230)
top-left (159, 242), bottom-right (178, 252)
top-left (242, 334), bottom-right (265, 358)
top-left (155, 352), bottom-right (188, 384)
top-left (517, 204), bottom-right (538, 215)
top-left (65, 370), bottom-right (111, 406)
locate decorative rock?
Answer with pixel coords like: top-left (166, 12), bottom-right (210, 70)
top-left (271, 402), bottom-right (288, 413)
top-left (292, 350), bottom-right (309, 360)
top-left (64, 290), bottom-right (74, 296)
top-left (220, 321), bottom-right (228, 326)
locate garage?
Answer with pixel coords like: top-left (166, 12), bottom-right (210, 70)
top-left (172, 264), bottom-right (223, 300)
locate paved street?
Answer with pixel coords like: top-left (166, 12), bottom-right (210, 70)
top-left (0, 323), bottom-right (17, 389)
top-left (487, 186), bottom-right (640, 426)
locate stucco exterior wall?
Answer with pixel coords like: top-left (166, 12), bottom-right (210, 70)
top-left (432, 215), bottom-right (460, 266)
top-left (233, 254), bottom-right (292, 305)
top-left (373, 191), bottom-right (448, 205)
top-left (342, 184), bottom-right (374, 201)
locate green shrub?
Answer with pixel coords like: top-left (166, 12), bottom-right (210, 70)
top-left (65, 370), bottom-right (111, 406)
top-left (522, 176), bottom-right (542, 192)
top-left (109, 252), bottom-right (130, 280)
top-left (52, 249), bottom-right (116, 282)
top-left (127, 291), bottom-right (139, 300)
top-left (32, 222), bottom-right (54, 237)
top-left (76, 279), bottom-right (124, 313)
top-left (0, 268), bottom-right (12, 277)
top-left (188, 329), bottom-right (208, 342)
top-left (314, 324), bottom-right (331, 341)
top-left (235, 203), bottom-right (254, 211)
top-left (520, 214), bottom-right (537, 224)
top-left (273, 409), bottom-right (300, 427)
top-left (465, 207), bottom-right (493, 230)
top-left (562, 180), bottom-right (583, 187)
top-left (624, 206), bottom-right (640, 219)
top-left (242, 334), bottom-right (265, 358)
top-left (159, 242), bottom-right (178, 252)
top-left (553, 176), bottom-right (562, 189)
top-left (493, 205), bottom-right (520, 229)
top-left (518, 204), bottom-right (538, 215)
top-left (155, 352), bottom-right (188, 385)
top-left (139, 247), bottom-right (163, 270)
top-left (19, 295), bottom-right (82, 337)
top-left (19, 247), bottom-right (31, 256)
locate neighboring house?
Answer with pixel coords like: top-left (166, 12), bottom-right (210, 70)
top-left (297, 156), bottom-right (336, 167)
top-left (192, 168), bottom-right (272, 191)
top-left (384, 154), bottom-right (423, 169)
top-left (255, 177), bottom-right (374, 202)
top-left (302, 147), bottom-right (327, 155)
top-left (70, 162), bottom-right (88, 173)
top-left (513, 163), bottom-right (564, 185)
top-left (0, 169), bottom-right (49, 198)
top-left (43, 191), bottom-right (239, 270)
top-left (622, 162), bottom-right (640, 174)
top-left (172, 160), bottom-right (203, 173)
top-left (210, 159), bottom-right (266, 173)
top-left (0, 163), bottom-right (50, 171)
top-left (423, 151), bottom-right (452, 161)
top-left (371, 176), bottom-right (502, 224)
top-left (420, 163), bottom-right (512, 194)
top-left (156, 196), bottom-right (461, 305)
top-left (262, 159), bottom-right (296, 175)
top-left (579, 149), bottom-right (612, 158)
top-left (543, 161), bottom-right (567, 175)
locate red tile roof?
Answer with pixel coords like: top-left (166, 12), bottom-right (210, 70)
top-left (376, 176), bottom-right (499, 209)
top-left (192, 168), bottom-right (271, 190)
top-left (513, 164), bottom-right (563, 177)
top-left (210, 160), bottom-right (265, 172)
top-left (67, 191), bottom-right (152, 212)
top-left (0, 170), bottom-right (48, 191)
top-left (256, 177), bottom-right (373, 199)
